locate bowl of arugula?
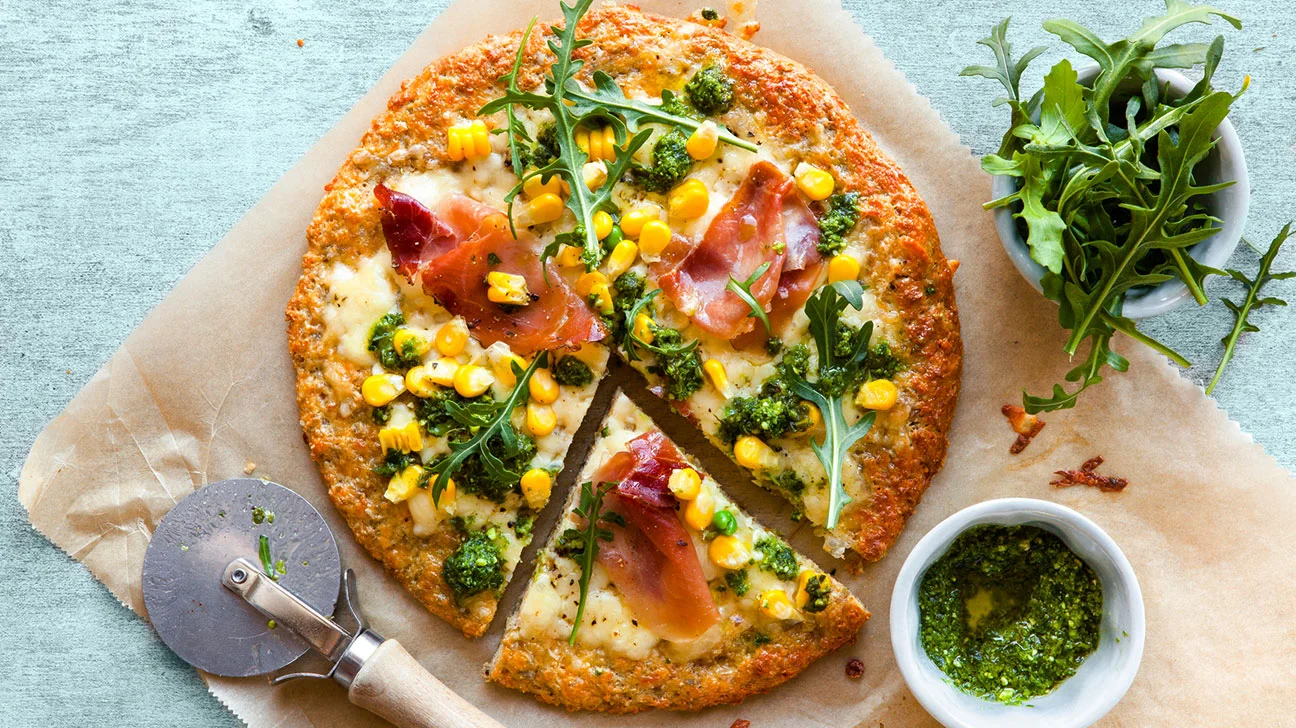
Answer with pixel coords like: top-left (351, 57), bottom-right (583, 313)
top-left (966, 3), bottom-right (1251, 413)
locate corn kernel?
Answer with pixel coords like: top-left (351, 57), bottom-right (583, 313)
top-left (668, 467), bottom-right (701, 500)
top-left (362, 373), bottom-right (404, 407)
top-left (758, 589), bottom-right (798, 620)
top-left (524, 192), bottom-right (564, 226)
top-left (392, 328), bottom-right (431, 358)
top-left (603, 239), bottom-right (639, 279)
top-left (684, 487), bottom-right (715, 530)
top-left (582, 161), bottom-right (608, 190)
top-left (469, 120), bottom-right (491, 158)
top-left (589, 282), bottom-right (614, 315)
top-left (734, 435), bottom-right (778, 471)
top-left (435, 319), bottom-right (469, 357)
top-left (384, 465), bottom-right (424, 503)
top-left (638, 220), bottom-right (672, 257)
top-left (446, 126), bottom-right (464, 161)
top-left (702, 358), bottom-right (730, 397)
top-left (686, 121), bottom-right (719, 160)
top-left (795, 570), bottom-right (828, 609)
top-left (523, 171), bottom-right (563, 199)
top-left (620, 206), bottom-right (661, 238)
top-left (404, 365), bottom-right (440, 398)
top-left (520, 468), bottom-right (553, 510)
top-left (802, 402), bottom-right (823, 434)
top-left (529, 367), bottom-right (560, 405)
top-left (709, 535), bottom-right (752, 570)
top-left (575, 127), bottom-right (590, 156)
top-left (424, 357), bottom-right (459, 387)
top-left (602, 126), bottom-right (617, 158)
top-left (453, 365), bottom-right (495, 398)
top-left (379, 421), bottom-right (423, 453)
top-left (557, 245), bottom-right (585, 268)
top-left (827, 254), bottom-right (861, 284)
top-left (526, 401), bottom-right (557, 436)
top-left (576, 270), bottom-right (610, 297)
top-left (794, 161), bottom-right (835, 201)
top-left (432, 477), bottom-right (456, 511)
top-left (632, 312), bottom-right (655, 344)
top-left (856, 379), bottom-right (898, 411)
top-left (669, 178), bottom-right (710, 220)
top-left (486, 271), bottom-right (530, 306)
top-left (592, 210), bottom-right (614, 240)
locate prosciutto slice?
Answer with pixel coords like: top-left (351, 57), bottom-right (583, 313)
top-left (592, 432), bottom-right (720, 642)
top-left (373, 184), bottom-right (607, 355)
top-left (657, 161), bottom-right (790, 339)
top-left (732, 191), bottom-right (826, 349)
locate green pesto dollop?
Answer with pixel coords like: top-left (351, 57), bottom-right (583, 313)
top-left (918, 525), bottom-right (1103, 705)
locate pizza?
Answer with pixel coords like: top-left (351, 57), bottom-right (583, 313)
top-left (488, 392), bottom-right (868, 712)
top-left (286, 0), bottom-right (958, 655)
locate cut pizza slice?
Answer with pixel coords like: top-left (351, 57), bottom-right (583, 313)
top-left (488, 392), bottom-right (869, 712)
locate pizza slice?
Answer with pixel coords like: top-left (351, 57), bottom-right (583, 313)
top-left (488, 392), bottom-right (868, 712)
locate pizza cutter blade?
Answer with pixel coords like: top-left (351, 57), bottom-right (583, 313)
top-left (142, 479), bottom-right (503, 728)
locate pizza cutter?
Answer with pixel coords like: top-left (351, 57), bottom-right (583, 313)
top-left (141, 479), bottom-right (502, 728)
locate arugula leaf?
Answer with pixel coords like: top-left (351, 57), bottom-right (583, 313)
top-left (619, 288), bottom-right (700, 362)
top-left (424, 353), bottom-right (549, 505)
top-left (1206, 225), bottom-right (1295, 394)
top-left (726, 262), bottom-right (772, 336)
top-left (788, 281), bottom-right (877, 530)
top-left (565, 480), bottom-right (618, 644)
top-left (257, 534), bottom-right (285, 582)
top-left (959, 18), bottom-right (1046, 155)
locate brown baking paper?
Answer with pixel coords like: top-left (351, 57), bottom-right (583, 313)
top-left (19, 0), bottom-right (1296, 725)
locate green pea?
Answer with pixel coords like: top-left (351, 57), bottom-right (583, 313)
top-left (603, 224), bottom-right (624, 253)
top-left (711, 509), bottom-right (737, 536)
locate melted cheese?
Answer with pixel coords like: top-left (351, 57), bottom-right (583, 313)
top-left (323, 250), bottom-right (399, 365)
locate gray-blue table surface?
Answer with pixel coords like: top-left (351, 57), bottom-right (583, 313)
top-left (2, 1), bottom-right (1292, 725)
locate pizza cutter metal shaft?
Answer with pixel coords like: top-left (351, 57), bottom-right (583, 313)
top-left (222, 558), bottom-right (351, 662)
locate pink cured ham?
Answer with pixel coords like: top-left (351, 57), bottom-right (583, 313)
top-left (732, 191), bottom-right (826, 349)
top-left (592, 432), bottom-right (720, 642)
top-left (373, 185), bottom-right (607, 355)
top-left (657, 161), bottom-right (790, 339)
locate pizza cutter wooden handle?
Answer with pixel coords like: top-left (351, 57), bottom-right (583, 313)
top-left (348, 639), bottom-right (504, 728)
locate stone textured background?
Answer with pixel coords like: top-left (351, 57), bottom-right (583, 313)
top-left (2, 1), bottom-right (1291, 725)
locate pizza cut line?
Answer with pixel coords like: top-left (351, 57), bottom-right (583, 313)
top-left (285, 0), bottom-right (959, 705)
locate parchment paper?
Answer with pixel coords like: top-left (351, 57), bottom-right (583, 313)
top-left (19, 1), bottom-right (1296, 725)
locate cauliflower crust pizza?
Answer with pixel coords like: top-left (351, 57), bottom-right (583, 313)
top-left (288, 0), bottom-right (957, 674)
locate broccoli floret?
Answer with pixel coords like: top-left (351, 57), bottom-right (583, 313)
top-left (756, 536), bottom-right (799, 581)
top-left (777, 344), bottom-right (812, 379)
top-left (717, 345), bottom-right (814, 444)
top-left (801, 573), bottom-right (832, 613)
top-left (554, 528), bottom-right (584, 559)
top-left (867, 340), bottom-right (902, 380)
top-left (635, 129), bottom-right (693, 192)
top-left (684, 65), bottom-right (735, 116)
top-left (552, 356), bottom-right (594, 387)
top-left (371, 405), bottom-right (391, 424)
top-left (766, 469), bottom-right (807, 495)
top-left (613, 271), bottom-right (646, 312)
top-left (443, 530), bottom-right (505, 599)
top-left (431, 433), bottom-right (535, 503)
top-left (648, 326), bottom-right (704, 400)
top-left (519, 123), bottom-right (560, 170)
top-left (367, 312), bottom-right (420, 371)
top-left (373, 449), bottom-right (416, 477)
top-left (513, 512), bottom-right (535, 540)
top-left (817, 192), bottom-right (861, 256)
top-left (725, 569), bottom-right (751, 596)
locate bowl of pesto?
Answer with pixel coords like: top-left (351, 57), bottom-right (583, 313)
top-left (890, 498), bottom-right (1145, 728)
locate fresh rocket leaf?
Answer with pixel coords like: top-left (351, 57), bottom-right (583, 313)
top-left (1206, 225), bottom-right (1295, 394)
top-left (566, 480), bottom-right (619, 644)
top-left (257, 535), bottom-right (285, 582)
top-left (726, 262), bottom-right (773, 336)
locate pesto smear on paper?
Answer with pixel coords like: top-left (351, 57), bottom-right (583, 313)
top-left (917, 525), bottom-right (1103, 705)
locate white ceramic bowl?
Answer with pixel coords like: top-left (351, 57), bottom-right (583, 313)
top-left (992, 66), bottom-right (1249, 318)
top-left (891, 499), bottom-right (1145, 728)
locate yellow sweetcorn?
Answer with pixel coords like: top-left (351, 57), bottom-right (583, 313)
top-left (378, 421), bottom-right (423, 453)
top-left (486, 271), bottom-right (530, 306)
top-left (446, 121), bottom-right (491, 162)
top-left (592, 210), bottom-right (614, 240)
top-left (686, 120), bottom-right (719, 160)
top-left (392, 328), bottom-right (431, 358)
top-left (589, 282), bottom-right (613, 315)
top-left (453, 365), bottom-right (494, 398)
top-left (523, 192), bottom-right (564, 226)
top-left (803, 402), bottom-right (823, 432)
top-left (827, 254), bottom-right (860, 284)
top-left (556, 245), bottom-right (585, 268)
top-left (576, 125), bottom-right (618, 162)
top-left (702, 358), bottom-right (730, 397)
top-left (576, 270), bottom-right (609, 297)
top-left (637, 220), bottom-right (672, 257)
top-left (632, 313), bottom-right (655, 344)
top-left (603, 239), bottom-right (639, 279)
top-left (526, 401), bottom-right (557, 437)
top-left (528, 367), bottom-right (559, 405)
top-left (794, 161), bottom-right (835, 201)
top-left (668, 467), bottom-right (702, 500)
top-left (383, 465), bottom-right (424, 503)
top-left (619, 206), bottom-right (661, 238)
top-left (404, 365), bottom-right (440, 398)
top-left (758, 589), bottom-right (798, 620)
top-left (361, 373), bottom-right (404, 407)
top-left (683, 487), bottom-right (715, 530)
top-left (435, 319), bottom-right (469, 357)
top-left (709, 535), bottom-right (752, 570)
top-left (734, 435), bottom-right (778, 470)
top-left (424, 357), bottom-right (459, 387)
top-left (522, 171), bottom-right (563, 199)
top-left (520, 468), bottom-right (552, 510)
top-left (795, 570), bottom-right (827, 609)
top-left (668, 179), bottom-right (710, 220)
top-left (855, 379), bottom-right (898, 411)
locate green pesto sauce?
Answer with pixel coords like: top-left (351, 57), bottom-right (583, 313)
top-left (917, 524), bottom-right (1103, 705)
